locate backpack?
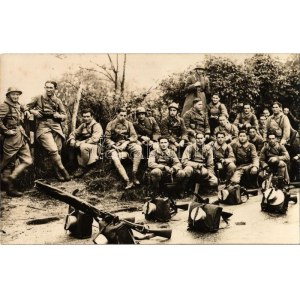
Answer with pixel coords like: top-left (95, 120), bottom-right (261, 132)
top-left (217, 185), bottom-right (249, 205)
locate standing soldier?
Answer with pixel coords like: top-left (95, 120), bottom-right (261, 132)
top-left (182, 64), bottom-right (210, 116)
top-left (258, 114), bottom-right (268, 141)
top-left (0, 87), bottom-right (33, 197)
top-left (260, 133), bottom-right (290, 183)
top-left (148, 136), bottom-right (186, 196)
top-left (229, 130), bottom-right (259, 187)
top-left (160, 102), bottom-right (188, 155)
top-left (105, 107), bottom-right (142, 189)
top-left (266, 101), bottom-right (291, 145)
top-left (67, 108), bottom-right (103, 178)
top-left (26, 81), bottom-right (70, 181)
top-left (248, 127), bottom-right (264, 155)
top-left (234, 103), bottom-right (259, 131)
top-left (183, 98), bottom-right (210, 142)
top-left (214, 114), bottom-right (239, 144)
top-left (182, 132), bottom-right (218, 196)
top-left (207, 94), bottom-right (229, 135)
top-left (133, 106), bottom-right (161, 158)
top-left (212, 131), bottom-right (236, 184)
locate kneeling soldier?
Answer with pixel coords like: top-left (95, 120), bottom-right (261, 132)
top-left (0, 87), bottom-right (33, 197)
top-left (182, 132), bottom-right (218, 196)
top-left (105, 107), bottom-right (142, 189)
top-left (68, 108), bottom-right (103, 178)
top-left (230, 130), bottom-right (259, 187)
top-left (260, 133), bottom-right (290, 183)
top-left (213, 131), bottom-right (236, 183)
top-left (148, 136), bottom-right (186, 195)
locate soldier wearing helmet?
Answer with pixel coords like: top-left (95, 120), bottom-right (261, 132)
top-left (133, 106), bottom-right (161, 157)
top-left (182, 63), bottom-right (211, 116)
top-left (0, 87), bottom-right (33, 197)
top-left (160, 102), bottom-right (188, 155)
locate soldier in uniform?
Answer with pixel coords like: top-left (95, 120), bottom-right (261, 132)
top-left (0, 87), bottom-right (33, 197)
top-left (260, 133), bottom-right (290, 183)
top-left (133, 106), bottom-right (160, 158)
top-left (283, 107), bottom-right (300, 131)
top-left (68, 108), bottom-right (103, 178)
top-left (248, 126), bottom-right (264, 155)
top-left (214, 114), bottom-right (239, 143)
top-left (266, 101), bottom-right (291, 145)
top-left (212, 131), bottom-right (236, 183)
top-left (105, 107), bottom-right (142, 189)
top-left (26, 81), bottom-right (70, 181)
top-left (289, 131), bottom-right (300, 181)
top-left (160, 102), bottom-right (188, 156)
top-left (182, 64), bottom-right (210, 116)
top-left (230, 130), bottom-right (259, 187)
top-left (148, 136), bottom-right (186, 195)
top-left (263, 108), bottom-right (271, 119)
top-left (183, 98), bottom-right (210, 142)
top-left (207, 94), bottom-right (229, 135)
top-left (258, 114), bottom-right (268, 141)
top-left (234, 103), bottom-right (259, 131)
top-left (182, 132), bottom-right (218, 196)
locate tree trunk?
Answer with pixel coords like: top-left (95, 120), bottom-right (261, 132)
top-left (71, 84), bottom-right (83, 132)
top-left (120, 54), bottom-right (127, 99)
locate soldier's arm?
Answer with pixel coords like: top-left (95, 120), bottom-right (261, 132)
top-left (67, 124), bottom-right (83, 143)
top-left (233, 114), bottom-right (240, 126)
top-left (184, 76), bottom-right (197, 92)
top-left (205, 146), bottom-right (215, 173)
top-left (224, 144), bottom-right (236, 164)
top-left (148, 150), bottom-right (165, 170)
top-left (26, 96), bottom-right (40, 112)
top-left (151, 117), bottom-right (161, 141)
top-left (231, 124), bottom-right (239, 139)
top-left (204, 114), bottom-right (211, 135)
top-left (85, 123), bottom-right (103, 144)
top-left (56, 99), bottom-right (67, 121)
top-left (0, 103), bottom-right (10, 133)
top-left (180, 118), bottom-right (189, 141)
top-left (183, 111), bottom-right (191, 130)
top-left (181, 145), bottom-right (198, 168)
top-left (250, 144), bottom-right (259, 168)
top-left (205, 77), bottom-right (211, 95)
top-left (252, 115), bottom-right (259, 129)
top-left (171, 151), bottom-right (182, 171)
top-left (104, 122), bottom-right (115, 146)
top-left (128, 122), bottom-right (138, 142)
top-left (259, 146), bottom-right (268, 169)
top-left (278, 145), bottom-right (290, 162)
top-left (281, 116), bottom-right (291, 143)
top-left (220, 103), bottom-right (229, 118)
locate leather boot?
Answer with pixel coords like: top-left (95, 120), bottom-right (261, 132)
top-left (132, 173), bottom-right (140, 186)
top-left (60, 168), bottom-right (71, 181)
top-left (54, 167), bottom-right (65, 181)
top-left (125, 180), bottom-right (134, 190)
top-left (5, 176), bottom-right (23, 197)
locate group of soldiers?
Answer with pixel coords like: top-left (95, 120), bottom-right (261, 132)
top-left (1, 76), bottom-right (300, 198)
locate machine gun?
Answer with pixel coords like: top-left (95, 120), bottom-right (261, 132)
top-left (35, 180), bottom-right (172, 244)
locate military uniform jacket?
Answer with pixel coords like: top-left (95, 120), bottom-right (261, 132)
top-left (258, 124), bottom-right (267, 141)
top-left (260, 142), bottom-right (290, 169)
top-left (133, 116), bottom-right (160, 141)
top-left (105, 118), bottom-right (137, 146)
top-left (185, 74), bottom-right (210, 96)
top-left (183, 107), bottom-right (210, 135)
top-left (234, 112), bottom-right (259, 129)
top-left (160, 115), bottom-right (188, 144)
top-left (148, 148), bottom-right (182, 171)
top-left (27, 94), bottom-right (66, 139)
top-left (182, 143), bottom-right (214, 173)
top-left (68, 119), bottom-right (103, 144)
top-left (249, 134), bottom-right (264, 154)
top-left (207, 102), bottom-right (229, 119)
top-left (231, 141), bottom-right (259, 168)
top-left (266, 113), bottom-right (291, 142)
top-left (213, 142), bottom-right (235, 164)
top-left (214, 123), bottom-right (238, 140)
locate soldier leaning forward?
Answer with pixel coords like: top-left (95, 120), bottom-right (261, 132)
top-left (160, 102), bottom-right (188, 155)
top-left (26, 81), bottom-right (70, 181)
top-left (0, 87), bottom-right (33, 197)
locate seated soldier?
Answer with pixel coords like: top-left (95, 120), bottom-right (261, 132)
top-left (160, 102), bottom-right (188, 156)
top-left (207, 93), bottom-right (229, 135)
top-left (260, 133), bottom-right (290, 184)
top-left (234, 103), bottom-right (259, 131)
top-left (148, 136), bottom-right (186, 196)
top-left (183, 98), bottom-right (210, 142)
top-left (248, 126), bottom-right (264, 155)
top-left (212, 131), bottom-right (236, 184)
top-left (133, 106), bottom-right (160, 158)
top-left (68, 108), bottom-right (103, 178)
top-left (229, 130), bottom-right (259, 188)
top-left (105, 107), bottom-right (142, 189)
top-left (258, 114), bottom-right (267, 141)
top-left (214, 114), bottom-right (239, 143)
top-left (182, 132), bottom-right (218, 196)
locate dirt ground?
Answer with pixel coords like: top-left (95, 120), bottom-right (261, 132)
top-left (1, 178), bottom-right (299, 245)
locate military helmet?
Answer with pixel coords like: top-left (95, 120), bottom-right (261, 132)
top-left (168, 102), bottom-right (179, 110)
top-left (6, 87), bottom-right (23, 97)
top-left (194, 63), bottom-right (206, 70)
top-left (136, 107), bottom-right (147, 114)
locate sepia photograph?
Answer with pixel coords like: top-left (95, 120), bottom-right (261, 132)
top-left (1, 53), bottom-right (299, 245)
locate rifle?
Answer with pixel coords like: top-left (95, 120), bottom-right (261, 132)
top-left (35, 180), bottom-right (172, 243)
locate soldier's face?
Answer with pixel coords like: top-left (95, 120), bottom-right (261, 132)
top-left (194, 101), bottom-right (203, 112)
top-left (45, 83), bottom-right (56, 96)
top-left (137, 113), bottom-right (146, 121)
top-left (195, 69), bottom-right (204, 75)
top-left (9, 92), bottom-right (21, 103)
top-left (238, 133), bottom-right (248, 143)
top-left (159, 139), bottom-right (169, 150)
top-left (196, 134), bottom-right (205, 145)
top-left (244, 105), bottom-right (251, 114)
top-left (263, 110), bottom-right (270, 118)
top-left (216, 134), bottom-right (225, 145)
top-left (268, 135), bottom-right (276, 146)
top-left (82, 112), bottom-right (93, 124)
top-left (117, 112), bottom-right (127, 122)
top-left (169, 108), bottom-right (178, 117)
top-left (219, 116), bottom-right (227, 126)
top-left (259, 116), bottom-right (266, 125)
top-left (283, 108), bottom-right (289, 115)
top-left (248, 129), bottom-right (256, 138)
top-left (272, 105), bottom-right (280, 114)
top-left (212, 95), bottom-right (220, 104)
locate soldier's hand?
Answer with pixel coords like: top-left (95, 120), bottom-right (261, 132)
top-left (164, 166), bottom-right (171, 173)
top-left (293, 155), bottom-right (299, 160)
top-left (75, 141), bottom-right (82, 148)
top-left (178, 140), bottom-right (185, 147)
top-left (69, 140), bottom-right (76, 147)
top-left (118, 142), bottom-right (129, 151)
top-left (280, 139), bottom-right (287, 145)
top-left (24, 111), bottom-right (31, 118)
top-left (250, 166), bottom-right (258, 175)
top-left (53, 112), bottom-right (62, 119)
top-left (141, 136), bottom-right (150, 142)
top-left (5, 129), bottom-right (17, 136)
top-left (31, 110), bottom-right (43, 118)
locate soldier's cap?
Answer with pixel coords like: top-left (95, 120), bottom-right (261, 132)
top-left (190, 206), bottom-right (207, 221)
top-left (6, 87), bottom-right (22, 97)
top-left (136, 107), bottom-right (147, 114)
top-left (263, 188), bottom-right (285, 206)
top-left (194, 63), bottom-right (206, 70)
top-left (168, 102), bottom-right (179, 110)
top-left (193, 98), bottom-right (202, 104)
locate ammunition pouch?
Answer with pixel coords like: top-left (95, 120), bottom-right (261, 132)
top-left (143, 197), bottom-right (176, 222)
